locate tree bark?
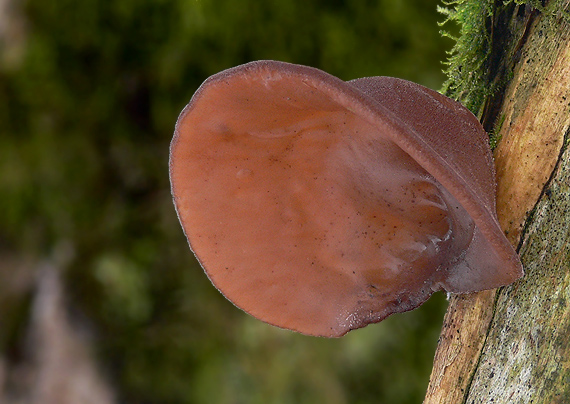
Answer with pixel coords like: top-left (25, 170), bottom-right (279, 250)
top-left (424, 2), bottom-right (570, 403)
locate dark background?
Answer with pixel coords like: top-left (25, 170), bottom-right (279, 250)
top-left (0, 0), bottom-right (456, 402)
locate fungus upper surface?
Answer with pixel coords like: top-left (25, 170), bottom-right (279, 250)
top-left (170, 61), bottom-right (523, 337)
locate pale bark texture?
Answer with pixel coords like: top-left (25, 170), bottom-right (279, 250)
top-left (424, 1), bottom-right (570, 403)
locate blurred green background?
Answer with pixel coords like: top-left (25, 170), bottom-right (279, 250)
top-left (0, 0), bottom-right (454, 402)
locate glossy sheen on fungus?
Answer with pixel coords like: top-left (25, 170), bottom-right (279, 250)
top-left (170, 61), bottom-right (523, 337)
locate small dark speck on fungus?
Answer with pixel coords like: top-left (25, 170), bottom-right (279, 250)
top-left (169, 61), bottom-right (523, 337)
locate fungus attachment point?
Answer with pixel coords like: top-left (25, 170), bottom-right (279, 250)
top-left (170, 61), bottom-right (523, 337)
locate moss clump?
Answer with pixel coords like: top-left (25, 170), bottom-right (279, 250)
top-left (438, 0), bottom-right (566, 119)
top-left (489, 113), bottom-right (505, 150)
top-left (438, 0), bottom-right (495, 113)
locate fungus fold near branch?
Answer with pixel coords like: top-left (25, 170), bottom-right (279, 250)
top-left (169, 61), bottom-right (523, 337)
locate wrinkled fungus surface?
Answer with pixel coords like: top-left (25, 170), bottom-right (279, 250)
top-left (169, 61), bottom-right (523, 337)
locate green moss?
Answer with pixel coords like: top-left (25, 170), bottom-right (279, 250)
top-left (438, 0), bottom-right (495, 113)
top-left (489, 113), bottom-right (505, 150)
top-left (438, 0), bottom-right (567, 118)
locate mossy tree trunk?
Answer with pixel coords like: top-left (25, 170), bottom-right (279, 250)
top-left (424, 1), bottom-right (570, 403)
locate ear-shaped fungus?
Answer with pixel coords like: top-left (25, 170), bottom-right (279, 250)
top-left (169, 61), bottom-right (523, 337)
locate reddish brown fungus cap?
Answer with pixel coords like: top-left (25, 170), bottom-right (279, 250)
top-left (169, 61), bottom-right (523, 337)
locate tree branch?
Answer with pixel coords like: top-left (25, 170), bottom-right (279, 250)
top-left (424, 1), bottom-right (570, 402)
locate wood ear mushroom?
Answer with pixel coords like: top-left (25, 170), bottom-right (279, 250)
top-left (169, 61), bottom-right (523, 337)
